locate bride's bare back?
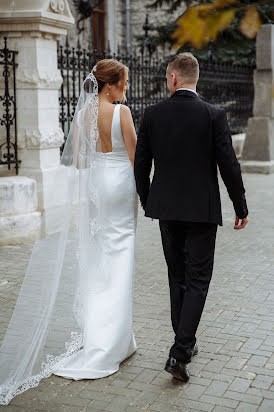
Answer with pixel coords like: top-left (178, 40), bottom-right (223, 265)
top-left (98, 101), bottom-right (116, 153)
top-left (97, 100), bottom-right (137, 164)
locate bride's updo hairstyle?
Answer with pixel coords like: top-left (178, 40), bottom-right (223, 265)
top-left (84, 59), bottom-right (128, 102)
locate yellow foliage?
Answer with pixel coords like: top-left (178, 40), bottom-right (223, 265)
top-left (172, 0), bottom-right (262, 49)
top-left (239, 6), bottom-right (261, 39)
top-left (172, 2), bottom-right (236, 49)
top-left (207, 9), bottom-right (236, 41)
top-left (212, 0), bottom-right (238, 9)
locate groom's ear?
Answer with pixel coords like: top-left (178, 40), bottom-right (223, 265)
top-left (171, 72), bottom-right (177, 86)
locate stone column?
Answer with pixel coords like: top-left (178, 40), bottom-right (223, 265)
top-left (241, 24), bottom-right (274, 174)
top-left (0, 0), bottom-right (74, 235)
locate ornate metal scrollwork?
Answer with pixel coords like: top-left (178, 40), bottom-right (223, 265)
top-left (57, 15), bottom-right (254, 150)
top-left (0, 37), bottom-right (20, 174)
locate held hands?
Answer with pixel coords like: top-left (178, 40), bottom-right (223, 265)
top-left (234, 216), bottom-right (248, 230)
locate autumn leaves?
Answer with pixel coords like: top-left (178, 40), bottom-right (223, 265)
top-left (172, 0), bottom-right (265, 49)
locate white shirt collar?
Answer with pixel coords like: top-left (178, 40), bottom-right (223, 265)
top-left (176, 88), bottom-right (198, 96)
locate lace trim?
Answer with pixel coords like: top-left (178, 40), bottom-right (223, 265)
top-left (0, 69), bottom-right (99, 407)
top-left (73, 68), bottom-right (101, 345)
top-left (0, 331), bottom-right (83, 406)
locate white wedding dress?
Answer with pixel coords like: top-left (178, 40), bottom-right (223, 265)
top-left (53, 104), bottom-right (138, 380)
top-left (0, 70), bottom-right (139, 404)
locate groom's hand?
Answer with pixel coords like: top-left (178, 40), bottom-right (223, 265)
top-left (234, 216), bottom-right (248, 230)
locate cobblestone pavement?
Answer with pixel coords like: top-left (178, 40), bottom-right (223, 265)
top-left (1, 173), bottom-right (274, 412)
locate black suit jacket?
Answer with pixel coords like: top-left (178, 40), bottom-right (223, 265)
top-left (134, 90), bottom-right (248, 226)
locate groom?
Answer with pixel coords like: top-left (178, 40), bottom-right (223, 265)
top-left (134, 53), bottom-right (248, 382)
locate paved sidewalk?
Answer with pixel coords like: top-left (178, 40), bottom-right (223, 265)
top-left (1, 173), bottom-right (274, 412)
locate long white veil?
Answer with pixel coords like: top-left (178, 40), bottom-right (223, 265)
top-left (0, 69), bottom-right (104, 405)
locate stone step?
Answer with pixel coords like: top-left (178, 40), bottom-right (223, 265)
top-left (0, 176), bottom-right (38, 217)
top-left (0, 176), bottom-right (41, 244)
top-left (0, 212), bottom-right (41, 245)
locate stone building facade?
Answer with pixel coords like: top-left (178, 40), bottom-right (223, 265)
top-left (65, 0), bottom-right (182, 54)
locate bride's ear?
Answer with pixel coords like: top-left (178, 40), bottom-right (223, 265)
top-left (105, 83), bottom-right (112, 96)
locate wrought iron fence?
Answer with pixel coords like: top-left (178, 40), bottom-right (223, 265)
top-left (58, 38), bottom-right (254, 144)
top-left (0, 37), bottom-right (19, 174)
top-left (199, 61), bottom-right (254, 135)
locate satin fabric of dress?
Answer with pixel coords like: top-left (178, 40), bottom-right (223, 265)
top-left (53, 104), bottom-right (138, 379)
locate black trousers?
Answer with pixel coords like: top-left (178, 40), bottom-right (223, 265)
top-left (159, 220), bottom-right (217, 363)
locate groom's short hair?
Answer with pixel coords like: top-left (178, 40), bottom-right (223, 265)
top-left (168, 53), bottom-right (199, 83)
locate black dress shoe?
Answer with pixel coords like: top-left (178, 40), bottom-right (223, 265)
top-left (191, 343), bottom-right (198, 357)
top-left (164, 357), bottom-right (190, 382)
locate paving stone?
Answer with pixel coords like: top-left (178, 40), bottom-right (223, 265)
top-left (248, 356), bottom-right (268, 367)
top-left (200, 394), bottom-right (238, 409)
top-left (226, 357), bottom-right (249, 370)
top-left (174, 398), bottom-right (214, 411)
top-left (246, 369), bottom-right (274, 383)
top-left (223, 390), bottom-right (262, 405)
top-left (199, 371), bottom-right (234, 384)
top-left (242, 338), bottom-right (264, 350)
top-left (78, 389), bottom-right (116, 401)
top-left (258, 399), bottom-right (274, 411)
top-left (91, 399), bottom-right (113, 409)
top-left (149, 401), bottom-right (186, 411)
top-left (263, 336), bottom-right (274, 347)
top-left (85, 405), bottom-right (108, 412)
top-left (105, 386), bottom-right (142, 398)
top-left (130, 391), bottom-right (160, 409)
top-left (49, 395), bottom-right (90, 407)
top-left (134, 368), bottom-right (160, 384)
top-left (179, 383), bottom-right (206, 400)
top-left (1, 175), bottom-right (274, 411)
top-left (190, 376), bottom-right (213, 387)
top-left (128, 381), bottom-right (163, 393)
top-left (204, 381), bottom-right (230, 397)
top-left (235, 403), bottom-right (259, 412)
top-left (203, 343), bottom-right (223, 354)
top-left (190, 361), bottom-right (207, 375)
top-left (222, 340), bottom-right (245, 352)
top-left (49, 405), bottom-right (82, 412)
top-left (251, 378), bottom-right (272, 390)
top-left (202, 360), bottom-right (226, 374)
top-left (104, 396), bottom-right (135, 412)
top-left (254, 388), bottom-right (274, 401)
top-left (247, 388), bottom-right (265, 398)
top-left (156, 388), bottom-right (183, 404)
top-left (229, 378), bottom-right (252, 393)
top-left (222, 368), bottom-right (256, 380)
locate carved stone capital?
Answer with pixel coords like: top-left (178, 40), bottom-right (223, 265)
top-left (49, 0), bottom-right (65, 14)
top-left (0, 1), bottom-right (74, 35)
top-left (16, 69), bottom-right (63, 90)
top-left (18, 127), bottom-right (64, 149)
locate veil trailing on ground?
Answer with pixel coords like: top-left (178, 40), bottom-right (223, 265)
top-left (0, 69), bottom-right (105, 405)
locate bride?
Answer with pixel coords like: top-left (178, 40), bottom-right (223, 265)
top-left (0, 59), bottom-right (138, 404)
